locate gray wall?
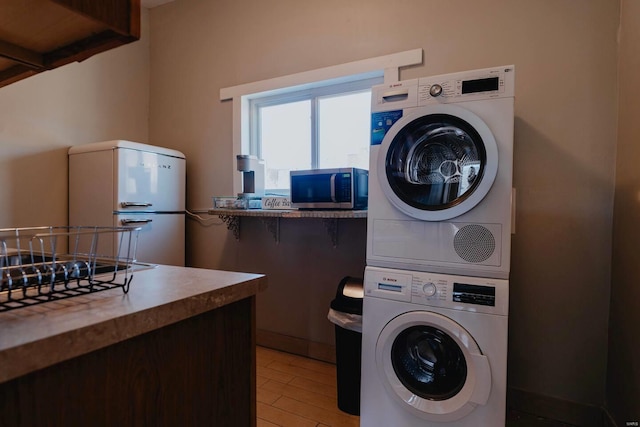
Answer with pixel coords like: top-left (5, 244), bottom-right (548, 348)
top-left (608, 0), bottom-right (640, 423)
top-left (148, 0), bottom-right (619, 409)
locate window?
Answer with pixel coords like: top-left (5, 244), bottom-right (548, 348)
top-left (219, 49), bottom-right (423, 197)
top-left (250, 78), bottom-right (380, 192)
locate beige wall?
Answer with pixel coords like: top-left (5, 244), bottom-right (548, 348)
top-left (0, 11), bottom-right (151, 228)
top-left (608, 0), bottom-right (640, 423)
top-left (149, 0), bottom-right (620, 408)
top-left (0, 0), bottom-right (631, 418)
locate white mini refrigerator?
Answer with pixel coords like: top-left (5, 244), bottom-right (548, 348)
top-left (68, 140), bottom-right (186, 266)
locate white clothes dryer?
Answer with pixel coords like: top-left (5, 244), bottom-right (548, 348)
top-left (367, 66), bottom-right (515, 279)
top-left (360, 266), bottom-right (508, 427)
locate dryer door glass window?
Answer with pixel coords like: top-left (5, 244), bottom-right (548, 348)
top-left (385, 114), bottom-right (486, 211)
top-left (391, 325), bottom-right (467, 400)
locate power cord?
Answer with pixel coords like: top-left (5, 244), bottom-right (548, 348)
top-left (186, 209), bottom-right (224, 226)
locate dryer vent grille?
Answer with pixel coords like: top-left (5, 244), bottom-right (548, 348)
top-left (454, 224), bottom-right (496, 263)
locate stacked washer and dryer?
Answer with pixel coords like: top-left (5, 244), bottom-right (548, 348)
top-left (361, 66), bottom-right (515, 426)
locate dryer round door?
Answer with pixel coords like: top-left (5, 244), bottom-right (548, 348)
top-left (378, 104), bottom-right (498, 221)
top-left (375, 311), bottom-right (492, 422)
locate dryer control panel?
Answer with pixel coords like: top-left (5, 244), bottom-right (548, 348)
top-left (418, 65), bottom-right (515, 104)
top-left (364, 266), bottom-right (509, 315)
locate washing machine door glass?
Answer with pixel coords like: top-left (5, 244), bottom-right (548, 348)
top-left (391, 325), bottom-right (467, 400)
top-left (378, 104), bottom-right (499, 221)
top-left (376, 311), bottom-right (492, 422)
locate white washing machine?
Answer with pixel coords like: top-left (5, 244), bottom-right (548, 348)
top-left (367, 66), bottom-right (515, 279)
top-left (360, 266), bottom-right (508, 426)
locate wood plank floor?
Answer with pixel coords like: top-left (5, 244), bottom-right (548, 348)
top-left (256, 346), bottom-right (359, 427)
top-left (256, 346), bottom-right (576, 427)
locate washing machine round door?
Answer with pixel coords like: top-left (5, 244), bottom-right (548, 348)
top-left (378, 104), bottom-right (498, 221)
top-left (375, 311), bottom-right (492, 421)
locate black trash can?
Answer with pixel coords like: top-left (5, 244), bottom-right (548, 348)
top-left (327, 276), bottom-right (364, 416)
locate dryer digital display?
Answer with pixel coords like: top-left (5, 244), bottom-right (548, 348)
top-left (461, 77), bottom-right (500, 94)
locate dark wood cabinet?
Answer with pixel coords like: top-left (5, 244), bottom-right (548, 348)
top-left (0, 0), bottom-right (140, 89)
top-left (0, 297), bottom-right (257, 427)
top-left (0, 266), bottom-right (266, 426)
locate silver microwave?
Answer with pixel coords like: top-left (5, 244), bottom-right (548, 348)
top-left (290, 168), bottom-right (368, 210)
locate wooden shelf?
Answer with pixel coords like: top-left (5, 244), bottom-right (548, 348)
top-left (0, 0), bottom-right (140, 89)
top-left (208, 208), bottom-right (367, 246)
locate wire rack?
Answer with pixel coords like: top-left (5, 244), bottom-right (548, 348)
top-left (0, 226), bottom-right (141, 312)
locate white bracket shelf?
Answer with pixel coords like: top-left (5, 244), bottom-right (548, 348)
top-left (209, 209), bottom-right (367, 247)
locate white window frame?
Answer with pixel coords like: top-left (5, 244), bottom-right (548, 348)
top-left (250, 77), bottom-right (380, 169)
top-left (220, 49), bottom-right (423, 195)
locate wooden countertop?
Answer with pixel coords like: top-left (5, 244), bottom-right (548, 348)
top-left (0, 265), bottom-right (267, 384)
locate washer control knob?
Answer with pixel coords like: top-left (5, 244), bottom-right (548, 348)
top-left (429, 84), bottom-right (443, 97)
top-left (422, 282), bottom-right (437, 297)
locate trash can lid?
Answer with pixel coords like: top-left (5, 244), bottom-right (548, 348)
top-left (330, 276), bottom-right (363, 315)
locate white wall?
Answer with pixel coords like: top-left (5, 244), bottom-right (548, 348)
top-left (148, 0), bottom-right (619, 408)
top-left (0, 10), bottom-right (151, 228)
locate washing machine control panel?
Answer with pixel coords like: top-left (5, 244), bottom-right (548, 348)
top-left (411, 276), bottom-right (449, 303)
top-left (364, 269), bottom-right (413, 302)
top-left (364, 266), bottom-right (509, 314)
top-left (422, 282), bottom-right (437, 296)
top-left (412, 276), bottom-right (496, 306)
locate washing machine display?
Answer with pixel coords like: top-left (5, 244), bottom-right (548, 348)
top-left (361, 266), bottom-right (509, 427)
top-left (367, 66), bottom-right (515, 279)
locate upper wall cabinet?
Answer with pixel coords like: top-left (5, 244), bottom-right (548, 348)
top-left (0, 0), bottom-right (140, 89)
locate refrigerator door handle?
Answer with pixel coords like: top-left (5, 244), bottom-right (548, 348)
top-left (120, 218), bottom-right (153, 226)
top-left (121, 202), bottom-right (153, 208)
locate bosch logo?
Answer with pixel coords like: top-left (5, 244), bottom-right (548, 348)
top-left (382, 277), bottom-right (398, 282)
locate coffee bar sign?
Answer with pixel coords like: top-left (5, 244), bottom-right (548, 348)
top-left (261, 197), bottom-right (292, 210)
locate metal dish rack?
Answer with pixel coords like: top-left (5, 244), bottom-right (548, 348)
top-left (0, 226), bottom-right (140, 312)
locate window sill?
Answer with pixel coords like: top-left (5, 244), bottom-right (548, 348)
top-left (208, 208), bottom-right (367, 246)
